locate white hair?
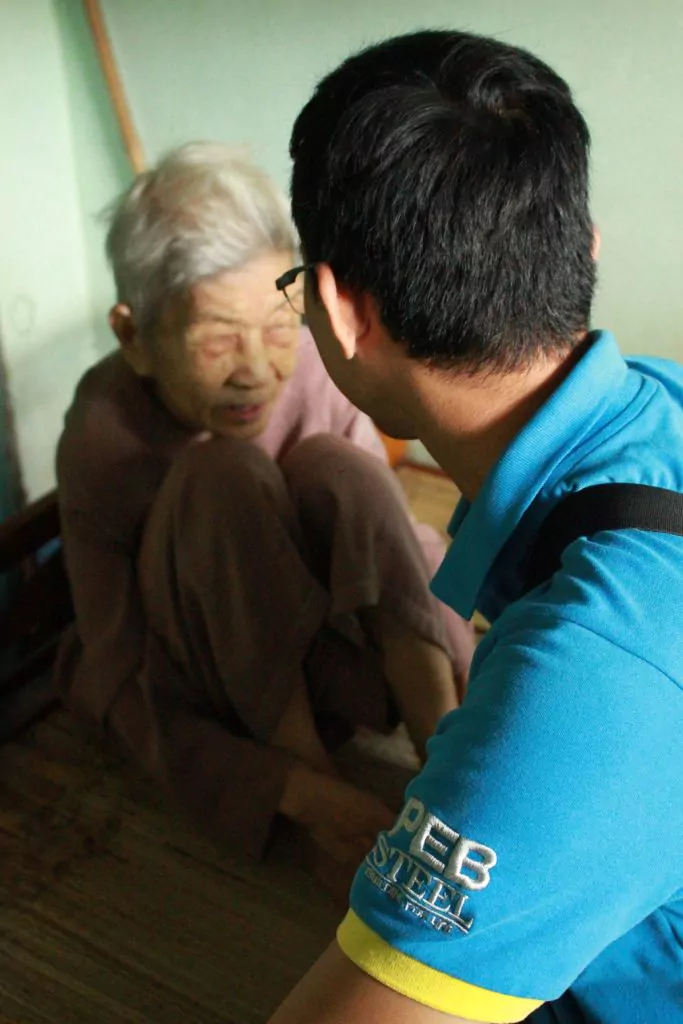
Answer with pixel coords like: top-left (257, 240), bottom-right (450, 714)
top-left (105, 142), bottom-right (297, 330)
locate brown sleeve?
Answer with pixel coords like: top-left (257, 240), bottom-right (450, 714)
top-left (58, 511), bottom-right (294, 859)
top-left (57, 509), bottom-right (147, 722)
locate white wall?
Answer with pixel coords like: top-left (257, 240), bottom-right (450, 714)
top-left (0, 1), bottom-right (99, 499)
top-left (103, 0), bottom-right (683, 362)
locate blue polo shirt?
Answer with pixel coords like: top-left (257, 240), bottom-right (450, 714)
top-left (338, 332), bottom-right (683, 1023)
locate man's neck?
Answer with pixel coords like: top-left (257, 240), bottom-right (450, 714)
top-left (408, 343), bottom-right (587, 502)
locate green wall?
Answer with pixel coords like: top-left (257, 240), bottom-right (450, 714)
top-left (0, 1), bottom-right (109, 500)
top-left (102, 0), bottom-right (683, 360)
top-left (0, 2), bottom-right (128, 502)
top-left (54, 0), bottom-right (132, 358)
top-left (1, 0), bottom-right (681, 505)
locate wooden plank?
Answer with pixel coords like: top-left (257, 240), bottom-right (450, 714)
top-left (82, 0), bottom-right (146, 174)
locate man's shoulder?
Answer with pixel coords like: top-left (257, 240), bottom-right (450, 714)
top-left (488, 520), bottom-right (683, 704)
top-left (626, 352), bottom-right (683, 397)
top-left (619, 353), bottom-right (683, 455)
top-left (526, 353), bottom-right (683, 677)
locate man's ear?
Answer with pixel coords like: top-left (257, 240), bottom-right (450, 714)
top-left (109, 303), bottom-right (153, 376)
top-left (592, 226), bottom-right (602, 261)
top-left (315, 264), bottom-right (371, 361)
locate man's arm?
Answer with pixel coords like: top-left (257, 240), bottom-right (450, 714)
top-left (267, 612), bottom-right (683, 1024)
top-left (269, 942), bottom-right (489, 1024)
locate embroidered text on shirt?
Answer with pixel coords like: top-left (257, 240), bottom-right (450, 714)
top-left (364, 797), bottom-right (498, 935)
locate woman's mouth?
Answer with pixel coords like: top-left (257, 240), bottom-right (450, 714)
top-left (220, 403), bottom-right (266, 424)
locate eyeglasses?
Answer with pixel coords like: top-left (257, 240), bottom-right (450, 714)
top-left (275, 263), bottom-right (315, 318)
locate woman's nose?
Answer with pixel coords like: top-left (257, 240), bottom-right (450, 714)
top-left (230, 329), bottom-right (270, 385)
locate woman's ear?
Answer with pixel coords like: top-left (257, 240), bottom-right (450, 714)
top-left (315, 264), bottom-right (370, 361)
top-left (109, 303), bottom-right (153, 376)
top-left (592, 226), bottom-right (602, 261)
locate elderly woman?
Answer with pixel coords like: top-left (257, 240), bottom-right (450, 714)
top-left (56, 143), bottom-right (474, 865)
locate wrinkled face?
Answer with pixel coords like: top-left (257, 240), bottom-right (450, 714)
top-left (150, 250), bottom-right (301, 438)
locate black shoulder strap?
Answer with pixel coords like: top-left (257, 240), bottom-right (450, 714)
top-left (523, 483), bottom-right (683, 595)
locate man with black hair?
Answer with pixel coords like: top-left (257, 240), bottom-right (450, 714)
top-left (269, 29), bottom-right (683, 1024)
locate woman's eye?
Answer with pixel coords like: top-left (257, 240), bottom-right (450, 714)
top-left (264, 324), bottom-right (297, 347)
top-left (202, 336), bottom-right (239, 358)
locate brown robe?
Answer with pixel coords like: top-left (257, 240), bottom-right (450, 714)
top-left (55, 331), bottom-right (471, 857)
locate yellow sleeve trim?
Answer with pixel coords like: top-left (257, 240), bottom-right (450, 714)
top-left (337, 910), bottom-right (543, 1024)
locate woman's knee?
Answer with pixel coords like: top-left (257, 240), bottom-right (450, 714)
top-left (282, 433), bottom-right (399, 508)
top-left (160, 437), bottom-right (286, 520)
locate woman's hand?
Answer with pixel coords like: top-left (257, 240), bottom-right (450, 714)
top-left (280, 763), bottom-right (395, 907)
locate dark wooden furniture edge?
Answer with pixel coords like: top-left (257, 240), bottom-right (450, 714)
top-left (1, 490), bottom-right (68, 743)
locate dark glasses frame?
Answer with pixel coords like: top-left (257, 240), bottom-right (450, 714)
top-left (275, 263), bottom-right (316, 315)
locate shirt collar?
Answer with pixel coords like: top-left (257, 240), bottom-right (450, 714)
top-left (432, 331), bottom-right (630, 619)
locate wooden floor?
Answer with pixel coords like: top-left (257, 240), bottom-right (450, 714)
top-left (395, 464), bottom-right (460, 534)
top-left (0, 464), bottom-right (462, 1024)
top-left (0, 711), bottom-right (343, 1024)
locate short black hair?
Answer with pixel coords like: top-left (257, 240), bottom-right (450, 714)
top-left (290, 30), bottom-right (596, 371)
